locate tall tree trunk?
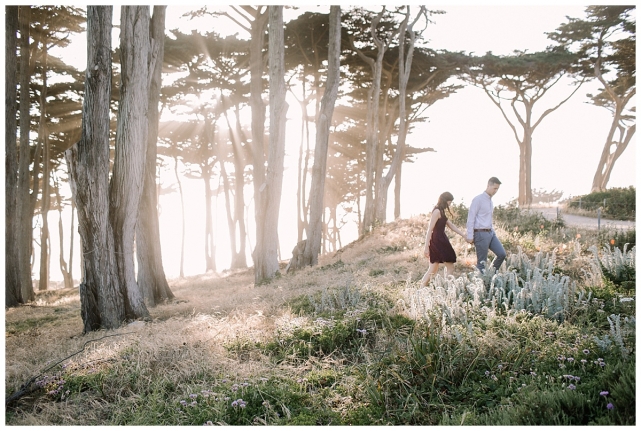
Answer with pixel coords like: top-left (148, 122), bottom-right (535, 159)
top-left (17, 5), bottom-right (35, 303)
top-left (68, 198), bottom-right (75, 288)
top-left (136, 6), bottom-right (174, 306)
top-left (394, 163), bottom-right (402, 219)
top-left (221, 103), bottom-right (249, 269)
top-left (303, 6), bottom-right (341, 267)
top-left (66, 5), bottom-right (125, 332)
top-left (219, 160), bottom-right (237, 267)
top-left (293, 72), bottom-right (314, 244)
top-left (54, 180), bottom-right (72, 289)
top-left (203, 162), bottom-right (217, 272)
top-left (350, 8), bottom-right (396, 235)
top-left (377, 6), bottom-right (426, 223)
top-left (295, 78), bottom-right (311, 244)
top-left (6, 6), bottom-right (21, 307)
top-left (254, 6), bottom-right (288, 284)
top-left (109, 5), bottom-right (150, 320)
top-left (518, 127), bottom-right (533, 206)
top-left (232, 105), bottom-right (248, 269)
top-left (173, 156), bottom-right (186, 278)
top-left (38, 42), bottom-right (50, 292)
top-left (249, 8), bottom-right (268, 272)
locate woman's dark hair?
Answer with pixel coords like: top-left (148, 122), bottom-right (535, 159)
top-left (437, 191), bottom-right (454, 216)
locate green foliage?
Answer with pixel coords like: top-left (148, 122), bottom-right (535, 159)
top-left (5, 314), bottom-right (62, 335)
top-left (589, 244), bottom-right (636, 289)
top-left (494, 203), bottom-right (566, 234)
top-left (110, 374), bottom-right (340, 425)
top-left (449, 202), bottom-right (468, 226)
top-left (600, 228), bottom-right (636, 250)
top-left (369, 268), bottom-right (384, 277)
top-left (260, 318), bottom-right (370, 363)
top-left (566, 187), bottom-right (636, 220)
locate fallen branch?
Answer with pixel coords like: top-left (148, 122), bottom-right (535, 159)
top-left (5, 331), bottom-right (135, 407)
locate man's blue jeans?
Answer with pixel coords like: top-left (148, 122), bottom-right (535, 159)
top-left (474, 230), bottom-right (506, 272)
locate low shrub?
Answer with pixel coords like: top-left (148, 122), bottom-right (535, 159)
top-left (565, 187), bottom-right (635, 221)
top-left (589, 245), bottom-right (636, 291)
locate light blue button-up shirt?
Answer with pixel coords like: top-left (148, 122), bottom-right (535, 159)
top-left (466, 191), bottom-right (494, 240)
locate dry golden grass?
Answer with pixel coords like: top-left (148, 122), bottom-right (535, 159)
top-left (6, 215), bottom-right (458, 424)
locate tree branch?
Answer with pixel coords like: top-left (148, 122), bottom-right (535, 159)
top-left (532, 77), bottom-right (585, 130)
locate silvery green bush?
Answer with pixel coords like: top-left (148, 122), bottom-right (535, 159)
top-left (589, 244), bottom-right (636, 287)
top-left (400, 249), bottom-right (583, 325)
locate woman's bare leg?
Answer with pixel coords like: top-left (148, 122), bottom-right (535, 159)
top-left (421, 262), bottom-right (439, 286)
top-left (443, 262), bottom-right (455, 278)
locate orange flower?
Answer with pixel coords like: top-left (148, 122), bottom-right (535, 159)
top-left (576, 233), bottom-right (581, 239)
top-left (610, 239), bottom-right (615, 245)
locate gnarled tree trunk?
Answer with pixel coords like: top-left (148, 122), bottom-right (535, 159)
top-left (66, 5), bottom-right (125, 332)
top-left (6, 6), bottom-right (21, 307)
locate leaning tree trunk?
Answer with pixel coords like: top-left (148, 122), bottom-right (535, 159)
top-left (6, 6), bottom-right (21, 307)
top-left (135, 5), bottom-right (173, 306)
top-left (66, 5), bottom-right (125, 332)
top-left (17, 5), bottom-right (35, 303)
top-left (254, 6), bottom-right (288, 284)
top-left (303, 6), bottom-right (341, 267)
top-left (591, 118), bottom-right (635, 192)
top-left (109, 5), bottom-right (150, 320)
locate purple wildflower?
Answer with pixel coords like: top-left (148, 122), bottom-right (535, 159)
top-left (607, 403), bottom-right (614, 410)
top-left (567, 384), bottom-right (576, 390)
top-left (600, 391), bottom-right (609, 396)
top-left (583, 349), bottom-right (590, 354)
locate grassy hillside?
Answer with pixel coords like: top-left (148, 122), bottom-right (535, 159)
top-left (4, 210), bottom-right (635, 425)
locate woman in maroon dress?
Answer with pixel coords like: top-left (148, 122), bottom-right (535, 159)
top-left (421, 192), bottom-right (467, 286)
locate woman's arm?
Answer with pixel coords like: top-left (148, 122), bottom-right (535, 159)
top-left (446, 219), bottom-right (466, 238)
top-left (424, 209), bottom-right (440, 257)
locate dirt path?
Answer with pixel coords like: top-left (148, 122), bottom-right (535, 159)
top-left (528, 206), bottom-right (635, 230)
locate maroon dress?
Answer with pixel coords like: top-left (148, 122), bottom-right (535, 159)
top-left (429, 207), bottom-right (456, 263)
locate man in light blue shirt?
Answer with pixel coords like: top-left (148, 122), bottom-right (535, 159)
top-left (466, 177), bottom-right (506, 273)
